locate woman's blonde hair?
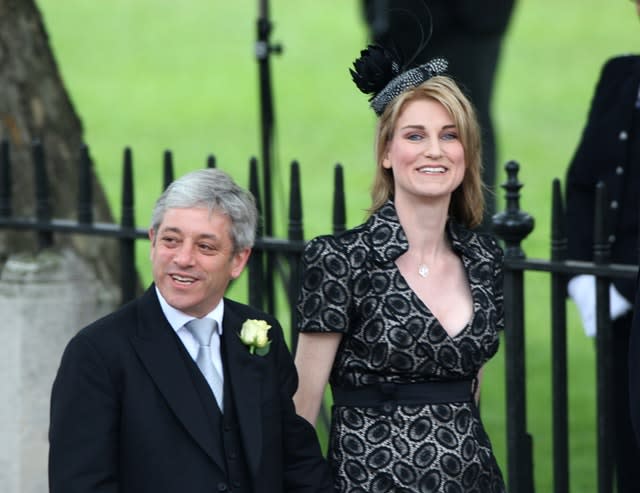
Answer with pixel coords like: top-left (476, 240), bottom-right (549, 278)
top-left (368, 75), bottom-right (484, 228)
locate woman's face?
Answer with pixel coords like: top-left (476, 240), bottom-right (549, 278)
top-left (383, 98), bottom-right (465, 202)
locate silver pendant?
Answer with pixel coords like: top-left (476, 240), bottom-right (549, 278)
top-left (418, 264), bottom-right (429, 278)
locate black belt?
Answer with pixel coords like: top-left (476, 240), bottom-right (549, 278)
top-left (332, 380), bottom-right (474, 409)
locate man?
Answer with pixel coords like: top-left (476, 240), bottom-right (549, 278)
top-left (49, 168), bottom-right (332, 493)
top-left (564, 3), bottom-right (640, 488)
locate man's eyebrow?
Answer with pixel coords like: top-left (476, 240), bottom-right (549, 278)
top-left (158, 227), bottom-right (218, 241)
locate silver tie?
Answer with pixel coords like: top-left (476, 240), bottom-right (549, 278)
top-left (185, 318), bottom-right (224, 409)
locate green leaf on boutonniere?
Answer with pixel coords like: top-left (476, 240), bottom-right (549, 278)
top-left (255, 343), bottom-right (271, 356)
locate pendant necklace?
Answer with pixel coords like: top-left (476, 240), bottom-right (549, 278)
top-left (416, 244), bottom-right (430, 278)
top-left (415, 237), bottom-right (437, 278)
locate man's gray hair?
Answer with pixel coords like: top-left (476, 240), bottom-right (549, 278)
top-left (150, 168), bottom-right (258, 252)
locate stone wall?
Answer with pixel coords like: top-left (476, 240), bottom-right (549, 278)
top-left (0, 248), bottom-right (118, 493)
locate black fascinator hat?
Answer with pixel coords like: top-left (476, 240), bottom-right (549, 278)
top-left (350, 45), bottom-right (448, 116)
top-left (350, 3), bottom-right (448, 116)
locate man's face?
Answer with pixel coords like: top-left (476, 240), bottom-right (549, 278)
top-left (149, 207), bottom-right (250, 317)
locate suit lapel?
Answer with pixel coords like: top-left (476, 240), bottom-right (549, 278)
top-left (129, 287), bottom-right (226, 471)
top-left (222, 304), bottom-right (266, 477)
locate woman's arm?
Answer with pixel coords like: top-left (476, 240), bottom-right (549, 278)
top-left (293, 332), bottom-right (342, 426)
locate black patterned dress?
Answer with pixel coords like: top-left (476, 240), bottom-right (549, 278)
top-left (296, 201), bottom-right (505, 493)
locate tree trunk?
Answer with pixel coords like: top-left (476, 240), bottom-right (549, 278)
top-left (0, 0), bottom-right (124, 289)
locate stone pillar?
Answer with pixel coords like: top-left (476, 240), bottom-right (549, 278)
top-left (0, 248), bottom-right (119, 493)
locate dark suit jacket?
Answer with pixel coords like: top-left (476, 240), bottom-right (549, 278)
top-left (566, 54), bottom-right (640, 451)
top-left (48, 286), bottom-right (332, 493)
top-left (631, 278), bottom-right (640, 446)
top-left (565, 54), bottom-right (640, 300)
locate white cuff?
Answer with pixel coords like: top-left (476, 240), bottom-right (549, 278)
top-left (568, 275), bottom-right (633, 337)
top-left (568, 275), bottom-right (596, 337)
top-left (610, 283), bottom-right (632, 319)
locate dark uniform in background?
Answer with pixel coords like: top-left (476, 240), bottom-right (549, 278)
top-left (565, 54), bottom-right (640, 493)
top-left (361, 0), bottom-right (516, 230)
top-left (631, 283), bottom-right (640, 459)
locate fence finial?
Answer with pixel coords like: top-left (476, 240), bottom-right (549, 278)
top-left (492, 160), bottom-right (534, 259)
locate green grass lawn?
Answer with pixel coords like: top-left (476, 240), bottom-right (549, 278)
top-left (37, 1), bottom-right (639, 491)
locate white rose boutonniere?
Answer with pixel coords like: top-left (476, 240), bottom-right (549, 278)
top-left (239, 319), bottom-right (272, 356)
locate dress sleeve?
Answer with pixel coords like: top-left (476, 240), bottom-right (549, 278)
top-left (296, 235), bottom-right (353, 334)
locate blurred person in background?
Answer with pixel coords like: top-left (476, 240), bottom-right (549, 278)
top-left (565, 0), bottom-right (640, 490)
top-left (629, 274), bottom-right (640, 453)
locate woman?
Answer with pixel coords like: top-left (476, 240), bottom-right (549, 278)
top-left (293, 45), bottom-right (505, 492)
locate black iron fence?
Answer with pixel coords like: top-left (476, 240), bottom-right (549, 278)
top-left (493, 161), bottom-right (638, 493)
top-left (0, 141), bottom-right (636, 493)
top-left (0, 139), bottom-right (346, 316)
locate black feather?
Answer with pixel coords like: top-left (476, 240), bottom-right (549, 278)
top-left (349, 45), bottom-right (400, 96)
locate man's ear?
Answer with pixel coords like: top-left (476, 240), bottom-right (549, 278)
top-left (148, 229), bottom-right (156, 260)
top-left (230, 247), bottom-right (252, 279)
